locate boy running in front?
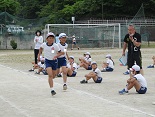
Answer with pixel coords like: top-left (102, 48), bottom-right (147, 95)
top-left (38, 32), bottom-right (63, 96)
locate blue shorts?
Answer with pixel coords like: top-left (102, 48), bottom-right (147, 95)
top-left (57, 57), bottom-right (67, 68)
top-left (95, 77), bottom-right (102, 83)
top-left (73, 42), bottom-right (76, 45)
top-left (45, 59), bottom-right (57, 70)
top-left (67, 71), bottom-right (77, 77)
top-left (136, 87), bottom-right (147, 94)
top-left (87, 65), bottom-right (92, 70)
top-left (106, 67), bottom-right (114, 72)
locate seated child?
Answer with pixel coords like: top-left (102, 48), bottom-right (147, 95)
top-left (35, 56), bottom-right (48, 75)
top-left (119, 64), bottom-right (147, 95)
top-left (101, 54), bottom-right (114, 72)
top-left (78, 52), bottom-right (92, 70)
top-left (80, 61), bottom-right (102, 83)
top-left (147, 56), bottom-right (155, 68)
top-left (66, 56), bottom-right (78, 77)
top-left (29, 55), bottom-right (43, 72)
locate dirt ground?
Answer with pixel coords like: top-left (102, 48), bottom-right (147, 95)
top-left (0, 48), bottom-right (155, 117)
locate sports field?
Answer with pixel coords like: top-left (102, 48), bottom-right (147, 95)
top-left (0, 48), bottom-right (155, 117)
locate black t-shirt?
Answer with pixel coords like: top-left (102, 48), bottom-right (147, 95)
top-left (124, 32), bottom-right (141, 53)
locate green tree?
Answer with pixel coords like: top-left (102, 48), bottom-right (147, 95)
top-left (0, 0), bottom-right (20, 15)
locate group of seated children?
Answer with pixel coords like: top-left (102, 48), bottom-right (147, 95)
top-left (29, 50), bottom-right (147, 95)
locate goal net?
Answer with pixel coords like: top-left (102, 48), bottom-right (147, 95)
top-left (44, 23), bottom-right (121, 48)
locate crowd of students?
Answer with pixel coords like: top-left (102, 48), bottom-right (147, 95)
top-left (28, 30), bottom-right (149, 100)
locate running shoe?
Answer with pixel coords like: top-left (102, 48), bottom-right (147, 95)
top-left (80, 79), bottom-right (88, 84)
top-left (119, 89), bottom-right (128, 95)
top-left (63, 84), bottom-right (67, 90)
top-left (123, 71), bottom-right (129, 75)
top-left (51, 90), bottom-right (56, 96)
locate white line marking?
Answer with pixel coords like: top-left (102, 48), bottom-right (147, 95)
top-left (0, 96), bottom-right (31, 117)
top-left (0, 64), bottom-right (155, 117)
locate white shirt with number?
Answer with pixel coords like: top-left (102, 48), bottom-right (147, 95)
top-left (34, 36), bottom-right (43, 49)
top-left (57, 43), bottom-right (68, 58)
top-left (41, 42), bottom-right (60, 60)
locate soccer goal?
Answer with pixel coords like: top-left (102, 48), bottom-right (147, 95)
top-left (44, 23), bottom-right (121, 48)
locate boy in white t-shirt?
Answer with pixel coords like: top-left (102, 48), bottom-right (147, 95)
top-left (101, 54), bottom-right (114, 72)
top-left (71, 35), bottom-right (79, 50)
top-left (38, 32), bottom-right (63, 96)
top-left (66, 56), bottom-right (78, 77)
top-left (119, 64), bottom-right (147, 95)
top-left (57, 33), bottom-right (69, 90)
top-left (80, 61), bottom-right (102, 84)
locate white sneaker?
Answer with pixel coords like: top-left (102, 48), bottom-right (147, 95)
top-left (63, 84), bottom-right (67, 90)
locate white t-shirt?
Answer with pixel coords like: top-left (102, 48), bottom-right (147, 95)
top-left (73, 38), bottom-right (76, 42)
top-left (67, 62), bottom-right (78, 72)
top-left (93, 68), bottom-right (102, 78)
top-left (106, 58), bottom-right (114, 69)
top-left (57, 43), bottom-right (68, 58)
top-left (41, 42), bottom-right (60, 60)
top-left (134, 74), bottom-right (147, 88)
top-left (34, 36), bottom-right (43, 49)
top-left (84, 56), bottom-right (92, 63)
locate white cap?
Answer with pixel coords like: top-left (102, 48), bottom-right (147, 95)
top-left (69, 56), bottom-right (74, 59)
top-left (84, 52), bottom-right (90, 55)
top-left (46, 32), bottom-right (55, 38)
top-left (106, 54), bottom-right (111, 58)
top-left (59, 33), bottom-right (67, 38)
top-left (91, 61), bottom-right (97, 65)
top-left (132, 65), bottom-right (140, 71)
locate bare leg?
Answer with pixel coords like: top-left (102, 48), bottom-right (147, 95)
top-left (62, 66), bottom-right (67, 84)
top-left (46, 67), bottom-right (54, 88)
top-left (127, 80), bottom-right (141, 91)
top-left (66, 68), bottom-right (73, 76)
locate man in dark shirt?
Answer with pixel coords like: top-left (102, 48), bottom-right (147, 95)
top-left (122, 24), bottom-right (143, 75)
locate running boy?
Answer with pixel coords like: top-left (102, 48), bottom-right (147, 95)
top-left (71, 35), bottom-right (79, 50)
top-left (57, 33), bottom-right (69, 90)
top-left (119, 64), bottom-right (147, 95)
top-left (38, 32), bottom-right (63, 96)
top-left (80, 61), bottom-right (102, 84)
top-left (66, 56), bottom-right (78, 77)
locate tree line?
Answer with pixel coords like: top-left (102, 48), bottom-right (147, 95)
top-left (1, 0), bottom-right (155, 23)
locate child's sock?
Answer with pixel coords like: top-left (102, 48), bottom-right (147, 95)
top-left (51, 87), bottom-right (54, 91)
top-left (125, 87), bottom-right (128, 91)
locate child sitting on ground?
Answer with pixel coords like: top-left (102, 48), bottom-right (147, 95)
top-left (147, 56), bottom-right (155, 68)
top-left (101, 54), bottom-right (114, 72)
top-left (80, 61), bottom-right (102, 84)
top-left (78, 52), bottom-right (92, 70)
top-left (119, 64), bottom-right (147, 95)
top-left (35, 56), bottom-right (48, 75)
top-left (66, 56), bottom-right (78, 77)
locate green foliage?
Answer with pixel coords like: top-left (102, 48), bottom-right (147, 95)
top-left (1, 0), bottom-right (155, 23)
top-left (10, 40), bottom-right (17, 50)
top-left (0, 0), bottom-right (20, 15)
